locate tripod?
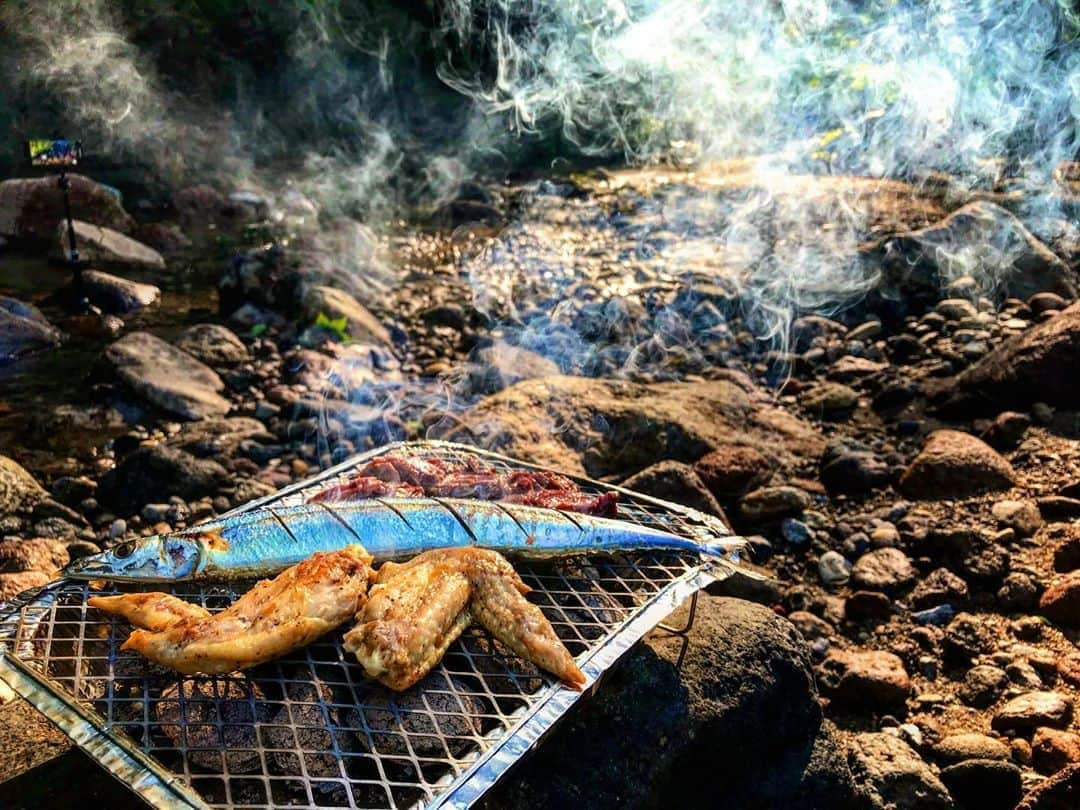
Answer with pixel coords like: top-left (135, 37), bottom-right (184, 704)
top-left (57, 171), bottom-right (89, 313)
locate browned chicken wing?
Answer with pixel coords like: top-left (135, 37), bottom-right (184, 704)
top-left (344, 547), bottom-right (585, 691)
top-left (89, 545), bottom-right (374, 675)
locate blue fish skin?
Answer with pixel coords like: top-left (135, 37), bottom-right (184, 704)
top-left (64, 498), bottom-right (738, 582)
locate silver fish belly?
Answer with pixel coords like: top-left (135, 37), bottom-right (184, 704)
top-left (64, 497), bottom-right (741, 582)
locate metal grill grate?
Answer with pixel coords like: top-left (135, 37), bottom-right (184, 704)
top-left (0, 441), bottom-right (737, 809)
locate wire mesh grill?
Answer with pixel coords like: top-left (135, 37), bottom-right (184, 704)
top-left (0, 441), bottom-right (735, 809)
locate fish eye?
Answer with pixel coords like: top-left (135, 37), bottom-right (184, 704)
top-left (113, 542), bottom-right (135, 559)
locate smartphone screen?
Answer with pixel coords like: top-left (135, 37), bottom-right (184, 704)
top-left (28, 139), bottom-right (82, 168)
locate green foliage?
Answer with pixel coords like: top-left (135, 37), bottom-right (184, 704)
top-left (314, 311), bottom-right (350, 342)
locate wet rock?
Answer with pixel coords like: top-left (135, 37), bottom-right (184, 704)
top-left (991, 500), bottom-right (1043, 538)
top-left (457, 376), bottom-right (822, 479)
top-left (105, 331), bottom-right (230, 420)
top-left (484, 596), bottom-right (856, 810)
top-left (693, 445), bottom-right (773, 499)
top-left (818, 650), bottom-right (911, 709)
top-left (174, 324), bottom-right (249, 367)
top-left (847, 732), bottom-right (953, 810)
top-left (70, 269), bottom-right (159, 315)
top-left (911, 567), bottom-right (970, 609)
top-left (0, 174), bottom-right (133, 240)
top-left (53, 220), bottom-right (164, 272)
top-left (1033, 728), bottom-right (1080, 775)
top-left (301, 285), bottom-right (391, 345)
top-left (992, 692), bottom-right (1073, 733)
top-left (850, 547), bottom-right (916, 594)
top-left (1039, 571), bottom-right (1080, 628)
top-left (933, 733), bottom-right (1011, 763)
top-left (98, 445), bottom-right (229, 514)
top-left (468, 341), bottom-right (560, 394)
top-left (800, 382), bottom-right (859, 419)
top-left (739, 486), bottom-right (812, 524)
top-left (0, 538), bottom-right (69, 574)
top-left (0, 456), bottom-right (47, 516)
top-left (939, 759), bottom-right (1022, 810)
top-left (900, 430), bottom-right (1015, 499)
top-left (621, 461), bottom-right (726, 518)
top-left (933, 300), bottom-right (1080, 413)
top-left (0, 298), bottom-right (62, 362)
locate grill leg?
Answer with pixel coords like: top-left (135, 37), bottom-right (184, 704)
top-left (654, 589), bottom-right (699, 669)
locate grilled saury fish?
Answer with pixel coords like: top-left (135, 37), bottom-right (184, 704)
top-left (64, 497), bottom-right (741, 582)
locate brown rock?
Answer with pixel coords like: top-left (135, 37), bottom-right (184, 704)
top-left (0, 538), bottom-right (69, 574)
top-left (1016, 762), bottom-right (1080, 810)
top-left (0, 571), bottom-right (50, 602)
top-left (846, 732), bottom-right (952, 810)
top-left (1033, 728), bottom-right (1080, 775)
top-left (850, 547), bottom-right (917, 594)
top-left (301, 285), bottom-right (391, 345)
top-left (992, 692), bottom-right (1073, 733)
top-left (900, 430), bottom-right (1015, 499)
top-left (0, 174), bottom-right (133, 240)
top-left (738, 486), bottom-right (812, 524)
top-left (991, 500), bottom-right (1043, 538)
top-left (0, 455), bottom-right (47, 516)
top-left (454, 376), bottom-right (822, 479)
top-left (933, 300), bottom-right (1080, 413)
top-left (933, 733), bottom-right (1011, 763)
top-left (1057, 653), bottom-right (1080, 687)
top-left (694, 445), bottom-right (773, 499)
top-left (845, 590), bottom-right (893, 621)
top-left (819, 650), bottom-right (911, 709)
top-left (621, 460), bottom-right (727, 518)
top-left (1040, 571), bottom-right (1080, 628)
top-left (52, 220), bottom-right (164, 271)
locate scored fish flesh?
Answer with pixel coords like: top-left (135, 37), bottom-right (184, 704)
top-left (65, 496), bottom-right (742, 582)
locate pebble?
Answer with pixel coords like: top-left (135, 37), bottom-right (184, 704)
top-left (934, 733), bottom-right (1011, 763)
top-left (737, 485), bottom-right (810, 523)
top-left (780, 518), bottom-right (812, 546)
top-left (819, 650), bottom-right (912, 709)
top-left (992, 691), bottom-right (1073, 733)
top-left (912, 604), bottom-right (955, 626)
top-left (960, 665), bottom-right (1009, 709)
top-left (817, 550), bottom-right (851, 585)
top-left (911, 567), bottom-right (969, 609)
top-left (1039, 570), bottom-right (1080, 628)
top-left (845, 590), bottom-right (892, 621)
top-left (991, 500), bottom-right (1044, 538)
top-left (997, 572), bottom-right (1042, 611)
top-left (940, 759), bottom-right (1023, 810)
top-left (850, 547), bottom-right (916, 594)
top-left (943, 613), bottom-right (997, 663)
top-left (108, 518), bottom-right (127, 539)
top-left (1032, 728), bottom-right (1080, 774)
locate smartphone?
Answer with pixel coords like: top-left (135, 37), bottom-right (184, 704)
top-left (27, 138), bottom-right (82, 168)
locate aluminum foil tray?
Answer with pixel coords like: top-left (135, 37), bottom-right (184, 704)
top-left (0, 441), bottom-right (738, 809)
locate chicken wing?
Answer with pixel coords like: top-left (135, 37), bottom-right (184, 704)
top-left (345, 548), bottom-right (585, 691)
top-left (90, 545), bottom-right (374, 675)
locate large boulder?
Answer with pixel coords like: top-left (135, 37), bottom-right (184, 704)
top-left (932, 300), bottom-right (1080, 413)
top-left (900, 430), bottom-right (1015, 499)
top-left (453, 375), bottom-right (823, 479)
top-left (0, 456), bottom-right (47, 516)
top-left (878, 200), bottom-right (1075, 303)
top-left (482, 596), bottom-right (856, 809)
top-left (98, 445), bottom-right (229, 514)
top-left (0, 175), bottom-right (133, 241)
top-left (52, 220), bottom-right (164, 272)
top-left (300, 285), bottom-right (391, 345)
top-left (0, 297), bottom-right (62, 362)
top-left (104, 331), bottom-right (230, 420)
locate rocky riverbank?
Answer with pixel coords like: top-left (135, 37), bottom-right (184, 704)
top-left (1, 164), bottom-right (1080, 808)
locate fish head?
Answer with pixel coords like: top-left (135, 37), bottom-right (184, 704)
top-left (64, 534), bottom-right (203, 581)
